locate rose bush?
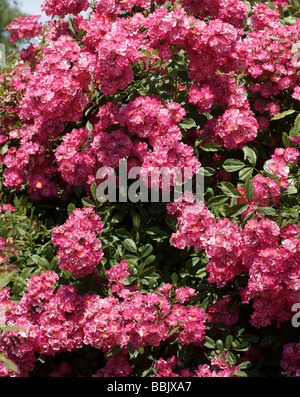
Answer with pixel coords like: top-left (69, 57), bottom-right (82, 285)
top-left (0, 0), bottom-right (300, 377)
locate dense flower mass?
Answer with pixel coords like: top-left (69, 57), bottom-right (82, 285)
top-left (52, 207), bottom-right (104, 278)
top-left (41, 0), bottom-right (90, 18)
top-left (169, 198), bottom-right (300, 327)
top-left (0, 262), bottom-right (210, 377)
top-left (0, 0), bottom-right (300, 379)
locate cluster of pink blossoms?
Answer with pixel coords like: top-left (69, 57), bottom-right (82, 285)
top-left (155, 0), bottom-right (248, 29)
top-left (18, 35), bottom-right (91, 123)
top-left (250, 3), bottom-right (280, 31)
top-left (153, 352), bottom-right (241, 377)
top-left (0, 261), bottom-right (210, 377)
top-left (0, 204), bottom-right (15, 214)
top-left (267, 147), bottom-right (300, 187)
top-left (1, 0), bottom-right (261, 198)
top-left (6, 15), bottom-right (43, 43)
top-left (186, 18), bottom-right (246, 83)
top-left (168, 198), bottom-right (300, 328)
top-left (41, 0), bottom-right (90, 18)
top-left (53, 96), bottom-right (199, 193)
top-left (0, 271), bottom-right (86, 377)
top-left (189, 75), bottom-right (259, 149)
top-left (280, 342), bottom-right (300, 377)
top-left (241, 20), bottom-right (300, 106)
top-left (51, 207), bottom-right (104, 278)
top-left (83, 290), bottom-right (206, 354)
top-left (93, 15), bottom-right (148, 95)
top-left (2, 116), bottom-right (64, 199)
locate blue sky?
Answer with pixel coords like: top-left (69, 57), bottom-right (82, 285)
top-left (9, 0), bottom-right (47, 21)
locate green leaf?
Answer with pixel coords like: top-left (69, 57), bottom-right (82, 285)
top-left (225, 335), bottom-right (233, 350)
top-left (256, 207), bottom-right (277, 216)
top-left (132, 213), bottom-right (141, 231)
top-left (152, 59), bottom-right (162, 68)
top-left (207, 195), bottom-right (229, 206)
top-left (179, 117), bottom-right (197, 129)
top-left (230, 370), bottom-right (247, 377)
top-left (122, 275), bottom-right (137, 286)
top-left (233, 341), bottom-right (250, 351)
top-left (168, 325), bottom-right (181, 338)
top-left (216, 339), bottom-right (224, 351)
top-left (111, 211), bottom-right (126, 224)
top-left (0, 143), bottom-right (8, 155)
top-left (81, 197), bottom-right (95, 207)
top-left (139, 49), bottom-right (152, 57)
top-left (171, 272), bottom-right (178, 284)
top-left (239, 167), bottom-right (253, 182)
top-left (289, 114), bottom-right (300, 136)
top-left (271, 109), bottom-right (295, 120)
top-left (200, 142), bottom-right (221, 152)
top-left (0, 227), bottom-right (9, 240)
top-left (220, 182), bottom-right (242, 198)
top-left (140, 244), bottom-right (153, 258)
top-left (67, 203), bottom-right (76, 215)
top-left (86, 120), bottom-right (93, 132)
top-left (0, 324), bottom-right (21, 331)
top-left (263, 35), bottom-right (289, 42)
top-left (105, 345), bottom-right (122, 357)
top-left (227, 203), bottom-right (248, 217)
top-left (239, 361), bottom-right (251, 370)
top-left (245, 179), bottom-right (254, 202)
top-left (68, 17), bottom-right (76, 35)
top-left (202, 167), bottom-right (215, 177)
top-left (204, 336), bottom-right (216, 349)
top-left (282, 16), bottom-right (297, 25)
top-left (15, 226), bottom-right (26, 236)
top-left (222, 159), bottom-right (245, 172)
top-left (243, 147), bottom-right (257, 166)
top-left (226, 351), bottom-right (236, 365)
top-left (139, 265), bottom-right (155, 276)
top-left (282, 132), bottom-right (291, 148)
top-left (123, 238), bottom-right (137, 253)
top-left (0, 353), bottom-right (19, 373)
top-left (90, 181), bottom-right (98, 202)
top-left (77, 29), bottom-right (87, 39)
top-left (143, 255), bottom-right (156, 266)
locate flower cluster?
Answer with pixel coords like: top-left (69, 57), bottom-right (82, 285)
top-left (241, 20), bottom-right (300, 105)
top-left (41, 0), bottom-right (90, 18)
top-left (281, 342), bottom-right (300, 377)
top-left (169, 197), bottom-right (300, 327)
top-left (51, 207), bottom-right (104, 278)
top-left (180, 0), bottom-right (248, 29)
top-left (250, 3), bottom-right (280, 31)
top-left (0, 262), bottom-right (210, 377)
top-left (0, 271), bottom-right (85, 376)
top-left (186, 18), bottom-right (246, 83)
top-left (267, 147), bottom-right (299, 187)
top-left (153, 352), bottom-right (241, 377)
top-left (6, 15), bottom-right (43, 43)
top-left (83, 264), bottom-right (210, 353)
top-left (18, 35), bottom-right (91, 123)
top-left (1, 0), bottom-right (300, 379)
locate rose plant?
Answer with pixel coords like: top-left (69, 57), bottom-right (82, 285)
top-left (0, 0), bottom-right (300, 377)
